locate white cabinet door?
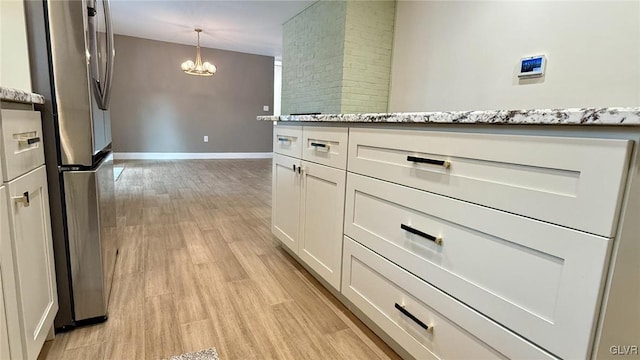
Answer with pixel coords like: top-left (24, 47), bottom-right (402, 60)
top-left (0, 264), bottom-right (9, 360)
top-left (1, 185), bottom-right (20, 360)
top-left (272, 154), bottom-right (301, 254)
top-left (299, 161), bottom-right (345, 290)
top-left (7, 166), bottom-right (57, 360)
top-left (0, 187), bottom-right (10, 359)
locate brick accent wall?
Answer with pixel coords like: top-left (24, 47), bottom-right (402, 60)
top-left (342, 1), bottom-right (395, 114)
top-left (282, 1), bottom-right (347, 114)
top-left (282, 0), bottom-right (395, 115)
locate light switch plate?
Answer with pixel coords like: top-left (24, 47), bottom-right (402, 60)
top-left (204, 136), bottom-right (209, 142)
top-left (263, 105), bottom-right (269, 111)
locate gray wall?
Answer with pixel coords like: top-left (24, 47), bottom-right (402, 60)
top-left (110, 35), bottom-right (274, 153)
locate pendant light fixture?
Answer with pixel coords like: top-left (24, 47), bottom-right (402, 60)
top-left (181, 28), bottom-right (217, 77)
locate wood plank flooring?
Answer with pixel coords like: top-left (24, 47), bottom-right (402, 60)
top-left (38, 159), bottom-right (401, 360)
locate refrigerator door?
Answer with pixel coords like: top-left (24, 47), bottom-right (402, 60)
top-left (63, 153), bottom-right (117, 321)
top-left (44, 0), bottom-right (114, 166)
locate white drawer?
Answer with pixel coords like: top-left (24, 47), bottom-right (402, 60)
top-left (342, 237), bottom-right (555, 360)
top-left (0, 109), bottom-right (45, 182)
top-left (347, 128), bottom-right (632, 237)
top-left (302, 126), bottom-right (348, 169)
top-left (345, 173), bottom-right (609, 359)
top-left (273, 125), bottom-right (302, 158)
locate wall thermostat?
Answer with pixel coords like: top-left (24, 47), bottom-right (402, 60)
top-left (518, 55), bottom-right (546, 78)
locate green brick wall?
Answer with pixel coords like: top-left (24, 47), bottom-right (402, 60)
top-left (282, 0), bottom-right (395, 115)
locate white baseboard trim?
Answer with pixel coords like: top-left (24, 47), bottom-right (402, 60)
top-left (113, 152), bottom-right (273, 160)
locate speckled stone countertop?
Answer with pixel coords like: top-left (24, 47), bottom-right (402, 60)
top-left (258, 107), bottom-right (640, 126)
top-left (0, 86), bottom-right (45, 105)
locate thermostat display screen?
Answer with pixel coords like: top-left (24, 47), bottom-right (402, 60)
top-left (521, 58), bottom-right (543, 73)
top-left (518, 55), bottom-right (546, 78)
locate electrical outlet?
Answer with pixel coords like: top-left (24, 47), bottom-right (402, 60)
top-left (204, 136), bottom-right (208, 143)
top-left (263, 105), bottom-right (269, 111)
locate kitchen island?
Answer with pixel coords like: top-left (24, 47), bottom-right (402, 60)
top-left (259, 107), bottom-right (640, 360)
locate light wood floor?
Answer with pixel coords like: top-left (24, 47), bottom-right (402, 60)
top-left (38, 159), bottom-right (401, 360)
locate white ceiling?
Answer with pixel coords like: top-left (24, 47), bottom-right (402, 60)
top-left (110, 0), bottom-right (316, 60)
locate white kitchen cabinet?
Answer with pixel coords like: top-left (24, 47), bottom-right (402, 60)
top-left (272, 153), bottom-right (301, 254)
top-left (0, 109), bottom-right (45, 182)
top-left (0, 267), bottom-right (9, 360)
top-left (273, 125), bottom-right (303, 158)
top-left (6, 165), bottom-right (57, 360)
top-left (1, 184), bottom-right (23, 360)
top-left (342, 236), bottom-right (555, 360)
top-left (272, 151), bottom-right (346, 291)
top-left (1, 185), bottom-right (12, 360)
top-left (344, 172), bottom-right (610, 358)
top-left (348, 128), bottom-right (631, 238)
top-left (269, 118), bottom-right (640, 360)
top-left (302, 127), bottom-right (348, 169)
top-left (299, 161), bottom-right (345, 290)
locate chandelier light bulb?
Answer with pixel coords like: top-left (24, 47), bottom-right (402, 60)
top-left (181, 60), bottom-right (195, 71)
top-left (203, 62), bottom-right (216, 73)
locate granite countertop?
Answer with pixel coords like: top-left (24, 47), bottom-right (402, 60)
top-left (0, 86), bottom-right (45, 105)
top-left (258, 107), bottom-right (640, 126)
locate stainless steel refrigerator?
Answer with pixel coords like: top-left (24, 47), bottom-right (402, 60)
top-left (25, 0), bottom-right (119, 330)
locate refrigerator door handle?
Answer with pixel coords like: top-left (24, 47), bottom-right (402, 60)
top-left (87, 0), bottom-right (103, 106)
top-left (87, 0), bottom-right (114, 110)
top-left (102, 0), bottom-right (115, 110)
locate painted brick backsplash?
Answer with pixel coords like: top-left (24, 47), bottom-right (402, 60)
top-left (282, 0), bottom-right (395, 115)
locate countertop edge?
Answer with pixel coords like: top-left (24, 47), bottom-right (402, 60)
top-left (257, 107), bottom-right (640, 126)
top-left (0, 86), bottom-right (45, 105)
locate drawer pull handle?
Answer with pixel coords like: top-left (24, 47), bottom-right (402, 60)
top-left (401, 224), bottom-right (443, 245)
top-left (395, 303), bottom-right (432, 331)
top-left (17, 136), bottom-right (41, 145)
top-left (12, 192), bottom-right (30, 207)
top-left (278, 137), bottom-right (292, 143)
top-left (407, 155), bottom-right (450, 169)
top-left (310, 142), bottom-right (330, 152)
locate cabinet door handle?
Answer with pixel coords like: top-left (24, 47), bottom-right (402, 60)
top-left (395, 303), bottom-right (432, 331)
top-left (401, 224), bottom-right (443, 245)
top-left (293, 164), bottom-right (296, 172)
top-left (17, 136), bottom-right (41, 145)
top-left (12, 192), bottom-right (30, 207)
top-left (407, 155), bottom-right (451, 169)
top-left (278, 136), bottom-right (292, 143)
